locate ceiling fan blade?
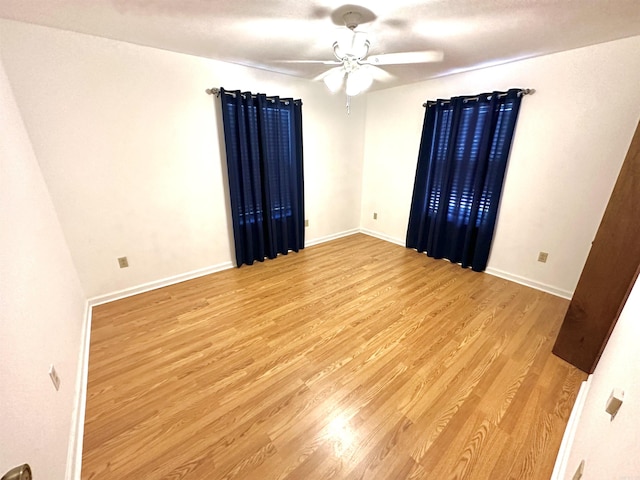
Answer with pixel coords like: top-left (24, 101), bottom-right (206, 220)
top-left (274, 60), bottom-right (342, 65)
top-left (312, 67), bottom-right (344, 82)
top-left (365, 65), bottom-right (396, 83)
top-left (365, 50), bottom-right (444, 65)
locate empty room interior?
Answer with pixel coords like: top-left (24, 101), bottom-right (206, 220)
top-left (2, 1), bottom-right (640, 479)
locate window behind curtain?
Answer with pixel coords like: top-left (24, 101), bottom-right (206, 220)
top-left (406, 89), bottom-right (523, 272)
top-left (261, 106), bottom-right (293, 220)
top-left (219, 89), bottom-right (304, 267)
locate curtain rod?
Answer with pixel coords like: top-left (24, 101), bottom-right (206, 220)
top-left (206, 87), bottom-right (299, 106)
top-left (422, 88), bottom-right (535, 107)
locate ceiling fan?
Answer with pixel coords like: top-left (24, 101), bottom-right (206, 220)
top-left (289, 9), bottom-right (444, 97)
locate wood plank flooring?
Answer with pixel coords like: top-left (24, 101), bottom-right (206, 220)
top-left (82, 234), bottom-right (586, 480)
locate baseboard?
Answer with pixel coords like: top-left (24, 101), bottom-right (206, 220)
top-left (88, 261), bottom-right (235, 306)
top-left (359, 228), bottom-right (405, 247)
top-left (485, 267), bottom-right (573, 299)
top-left (305, 228), bottom-right (360, 247)
top-left (550, 375), bottom-right (592, 480)
top-left (65, 302), bottom-right (93, 480)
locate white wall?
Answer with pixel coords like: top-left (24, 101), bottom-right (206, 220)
top-left (0, 48), bottom-right (86, 479)
top-left (562, 274), bottom-right (640, 479)
top-left (0, 19), bottom-right (366, 299)
top-left (360, 36), bottom-right (640, 297)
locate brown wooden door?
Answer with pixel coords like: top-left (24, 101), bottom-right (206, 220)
top-left (553, 120), bottom-right (640, 373)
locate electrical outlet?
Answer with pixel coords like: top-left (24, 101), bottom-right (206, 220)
top-left (49, 364), bottom-right (60, 391)
top-left (118, 256), bottom-right (129, 268)
top-left (373, 212), bottom-right (378, 220)
top-left (605, 388), bottom-right (624, 419)
top-left (572, 459), bottom-right (585, 480)
top-left (305, 219), bottom-right (309, 227)
top-left (537, 251), bottom-right (548, 263)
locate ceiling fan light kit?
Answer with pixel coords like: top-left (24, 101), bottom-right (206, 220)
top-left (324, 23), bottom-right (375, 99)
top-left (323, 68), bottom-right (345, 93)
top-left (345, 65), bottom-right (373, 96)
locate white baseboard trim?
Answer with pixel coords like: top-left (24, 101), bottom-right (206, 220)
top-left (88, 261), bottom-right (235, 307)
top-left (485, 267), bottom-right (573, 299)
top-left (551, 375), bottom-right (592, 480)
top-left (305, 228), bottom-right (360, 248)
top-left (359, 228), bottom-right (405, 247)
top-left (65, 302), bottom-right (93, 480)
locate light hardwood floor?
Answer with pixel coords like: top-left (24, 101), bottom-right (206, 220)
top-left (82, 234), bottom-right (586, 479)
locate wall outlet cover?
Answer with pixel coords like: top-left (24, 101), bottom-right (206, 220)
top-left (605, 388), bottom-right (624, 418)
top-left (48, 364), bottom-right (60, 391)
top-left (572, 459), bottom-right (585, 480)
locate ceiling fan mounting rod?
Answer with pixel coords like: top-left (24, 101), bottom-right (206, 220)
top-left (342, 11), bottom-right (362, 30)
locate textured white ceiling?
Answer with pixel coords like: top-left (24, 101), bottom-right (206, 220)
top-left (0, 0), bottom-right (639, 91)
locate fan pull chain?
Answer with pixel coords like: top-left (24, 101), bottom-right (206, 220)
top-left (346, 95), bottom-right (351, 115)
